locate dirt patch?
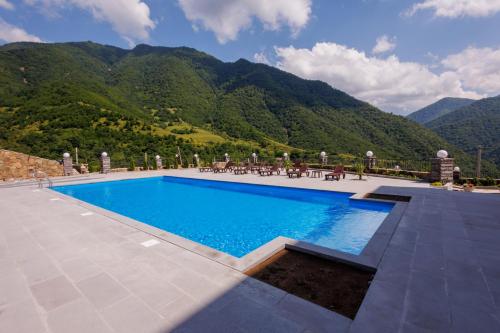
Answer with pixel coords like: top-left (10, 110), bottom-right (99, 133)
top-left (245, 249), bottom-right (374, 319)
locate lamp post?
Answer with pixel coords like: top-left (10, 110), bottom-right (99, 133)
top-left (365, 151), bottom-right (375, 169)
top-left (155, 155), bottom-right (162, 170)
top-left (62, 152), bottom-right (72, 176)
top-left (251, 152), bottom-right (257, 164)
top-left (283, 152), bottom-right (288, 161)
top-left (194, 153), bottom-right (200, 167)
top-left (320, 151), bottom-right (327, 165)
top-left (100, 152), bottom-right (110, 174)
top-left (224, 153), bottom-right (230, 162)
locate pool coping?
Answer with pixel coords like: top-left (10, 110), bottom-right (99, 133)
top-left (47, 175), bottom-right (408, 272)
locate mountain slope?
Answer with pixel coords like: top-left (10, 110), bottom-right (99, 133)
top-left (426, 96), bottom-right (500, 166)
top-left (0, 41), bottom-right (492, 174)
top-left (408, 97), bottom-right (476, 124)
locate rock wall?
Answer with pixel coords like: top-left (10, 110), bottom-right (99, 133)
top-left (0, 149), bottom-right (63, 180)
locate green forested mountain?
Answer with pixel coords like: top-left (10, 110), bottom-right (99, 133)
top-left (425, 96), bottom-right (500, 166)
top-left (407, 97), bottom-right (476, 124)
top-left (0, 41), bottom-right (492, 173)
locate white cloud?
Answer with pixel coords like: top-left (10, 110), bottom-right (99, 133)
top-left (274, 42), bottom-right (483, 114)
top-left (253, 52), bottom-right (271, 65)
top-left (0, 19), bottom-right (42, 43)
top-left (406, 0), bottom-right (500, 18)
top-left (442, 46), bottom-right (500, 94)
top-left (372, 35), bottom-right (396, 54)
top-left (178, 0), bottom-right (312, 43)
top-left (24, 0), bottom-right (155, 46)
top-left (0, 0), bottom-right (14, 10)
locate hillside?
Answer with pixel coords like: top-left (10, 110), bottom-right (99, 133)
top-left (0, 41), bottom-right (492, 174)
top-left (407, 97), bottom-right (476, 124)
top-left (426, 96), bottom-right (500, 166)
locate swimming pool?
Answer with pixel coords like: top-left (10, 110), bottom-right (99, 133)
top-left (53, 176), bottom-right (394, 258)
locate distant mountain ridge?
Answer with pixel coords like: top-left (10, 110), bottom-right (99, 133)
top-left (407, 97), bottom-right (476, 124)
top-left (425, 96), bottom-right (500, 167)
top-left (0, 41), bottom-right (495, 175)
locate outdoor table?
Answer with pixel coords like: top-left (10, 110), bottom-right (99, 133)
top-left (310, 170), bottom-right (323, 178)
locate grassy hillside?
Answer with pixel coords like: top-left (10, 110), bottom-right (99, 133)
top-left (407, 97), bottom-right (476, 124)
top-left (426, 96), bottom-right (500, 167)
top-left (0, 41), bottom-right (492, 174)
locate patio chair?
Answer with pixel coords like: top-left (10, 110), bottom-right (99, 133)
top-left (259, 164), bottom-right (281, 176)
top-left (212, 162), bottom-right (227, 173)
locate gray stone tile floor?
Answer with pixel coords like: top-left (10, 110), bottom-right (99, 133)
top-left (1, 170), bottom-right (499, 332)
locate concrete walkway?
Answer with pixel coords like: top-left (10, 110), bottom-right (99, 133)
top-left (1, 170), bottom-right (499, 332)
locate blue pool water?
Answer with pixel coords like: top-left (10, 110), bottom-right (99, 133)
top-left (53, 176), bottom-right (394, 258)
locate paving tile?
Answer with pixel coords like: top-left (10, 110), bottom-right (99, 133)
top-left (18, 253), bottom-right (62, 285)
top-left (77, 272), bottom-right (129, 309)
top-left (277, 294), bottom-right (350, 333)
top-left (450, 303), bottom-right (500, 333)
top-left (0, 270), bottom-right (31, 305)
top-left (100, 296), bottom-right (163, 333)
top-left (47, 299), bottom-right (113, 333)
top-left (0, 299), bottom-right (47, 333)
top-left (30, 275), bottom-right (81, 311)
top-left (404, 290), bottom-right (451, 331)
top-left (60, 256), bottom-right (103, 282)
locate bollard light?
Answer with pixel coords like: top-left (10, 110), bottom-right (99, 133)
top-left (437, 150), bottom-right (448, 159)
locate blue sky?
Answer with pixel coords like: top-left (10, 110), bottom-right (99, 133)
top-left (1, 0), bottom-right (500, 114)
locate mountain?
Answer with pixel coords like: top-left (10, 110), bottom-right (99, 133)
top-left (0, 41), bottom-right (493, 174)
top-left (407, 97), bottom-right (476, 124)
top-left (425, 96), bottom-right (500, 167)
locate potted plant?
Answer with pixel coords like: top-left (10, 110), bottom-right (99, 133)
top-left (283, 159), bottom-right (293, 171)
top-left (354, 163), bottom-right (365, 180)
top-left (463, 183), bottom-right (474, 192)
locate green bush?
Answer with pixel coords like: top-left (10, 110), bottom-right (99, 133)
top-left (128, 159), bottom-right (136, 171)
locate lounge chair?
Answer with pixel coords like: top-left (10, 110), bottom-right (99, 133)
top-left (325, 165), bottom-right (345, 181)
top-left (287, 164), bottom-right (309, 178)
top-left (259, 165), bottom-right (281, 176)
top-left (213, 162), bottom-right (227, 173)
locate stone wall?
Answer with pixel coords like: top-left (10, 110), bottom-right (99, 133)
top-left (0, 149), bottom-right (63, 180)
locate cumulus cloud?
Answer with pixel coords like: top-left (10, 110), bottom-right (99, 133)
top-left (0, 0), bottom-right (14, 10)
top-left (274, 42), bottom-right (483, 114)
top-left (372, 35), bottom-right (396, 54)
top-left (0, 19), bottom-right (42, 43)
top-left (406, 0), bottom-right (500, 18)
top-left (178, 0), bottom-right (312, 43)
top-left (442, 46), bottom-right (500, 94)
top-left (24, 0), bottom-right (155, 46)
top-left (253, 52), bottom-right (271, 65)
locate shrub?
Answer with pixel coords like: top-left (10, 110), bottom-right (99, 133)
top-left (431, 181), bottom-right (443, 187)
top-left (128, 159), bottom-right (136, 171)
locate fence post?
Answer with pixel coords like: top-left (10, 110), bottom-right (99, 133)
top-left (476, 146), bottom-right (482, 178)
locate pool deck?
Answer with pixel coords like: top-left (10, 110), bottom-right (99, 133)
top-left (1, 169), bottom-right (499, 332)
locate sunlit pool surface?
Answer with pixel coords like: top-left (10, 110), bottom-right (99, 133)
top-left (53, 176), bottom-right (394, 258)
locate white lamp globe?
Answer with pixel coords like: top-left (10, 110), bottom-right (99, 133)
top-left (366, 151), bottom-right (374, 158)
top-left (194, 153), bottom-right (198, 158)
top-left (283, 152), bottom-right (288, 157)
top-left (251, 152), bottom-right (257, 158)
top-left (63, 152), bottom-right (70, 158)
top-left (101, 152), bottom-right (108, 157)
top-left (395, 165), bottom-right (401, 170)
top-left (224, 153), bottom-right (229, 157)
top-left (437, 150), bottom-right (448, 159)
top-left (320, 151), bottom-right (326, 157)
top-left (175, 154), bottom-right (179, 158)
top-left (155, 155), bottom-right (160, 160)
top-left (454, 166), bottom-right (460, 172)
